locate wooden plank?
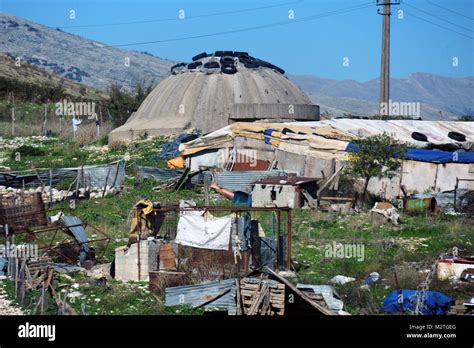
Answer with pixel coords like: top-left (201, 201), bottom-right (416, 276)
top-left (248, 282), bottom-right (269, 315)
top-left (236, 279), bottom-right (242, 316)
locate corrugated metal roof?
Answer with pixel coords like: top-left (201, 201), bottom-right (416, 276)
top-left (165, 279), bottom-right (236, 315)
top-left (60, 215), bottom-right (89, 263)
top-left (216, 170), bottom-right (287, 193)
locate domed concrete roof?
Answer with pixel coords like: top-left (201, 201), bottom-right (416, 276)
top-left (109, 52), bottom-right (319, 142)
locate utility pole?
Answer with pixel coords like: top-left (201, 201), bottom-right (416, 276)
top-left (377, 0), bottom-right (400, 119)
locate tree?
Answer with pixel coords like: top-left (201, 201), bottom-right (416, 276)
top-left (106, 80), bottom-right (154, 127)
top-left (345, 133), bottom-right (407, 205)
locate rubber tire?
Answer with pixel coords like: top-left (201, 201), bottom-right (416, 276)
top-left (187, 61), bottom-right (203, 69)
top-left (214, 50), bottom-right (233, 57)
top-left (192, 52), bottom-right (208, 61)
top-left (238, 57), bottom-right (251, 65)
top-left (269, 64), bottom-right (285, 74)
top-left (221, 64), bottom-right (237, 74)
top-left (234, 51), bottom-right (249, 58)
top-left (256, 59), bottom-right (272, 68)
top-left (203, 61), bottom-right (220, 69)
top-left (245, 61), bottom-right (260, 69)
top-left (220, 56), bottom-right (235, 65)
top-left (170, 62), bottom-right (186, 72)
top-left (411, 132), bottom-right (428, 142)
top-left (448, 131), bottom-right (466, 142)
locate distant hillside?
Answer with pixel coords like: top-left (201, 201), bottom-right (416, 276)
top-left (290, 73), bottom-right (474, 120)
top-left (0, 12), bottom-right (175, 91)
top-left (0, 53), bottom-right (107, 102)
top-left (1, 12), bottom-right (472, 121)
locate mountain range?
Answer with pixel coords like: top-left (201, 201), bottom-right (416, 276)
top-left (1, 12), bottom-right (473, 120)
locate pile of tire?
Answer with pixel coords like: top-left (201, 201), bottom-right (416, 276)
top-left (171, 51), bottom-right (286, 75)
top-left (220, 55), bottom-right (237, 75)
top-left (170, 62), bottom-right (186, 75)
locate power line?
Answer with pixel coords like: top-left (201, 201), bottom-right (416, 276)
top-left (59, 0), bottom-right (304, 29)
top-left (426, 0), bottom-right (474, 21)
top-left (407, 10), bottom-right (474, 39)
top-left (111, 2), bottom-right (374, 47)
top-left (405, 2), bottom-right (474, 33)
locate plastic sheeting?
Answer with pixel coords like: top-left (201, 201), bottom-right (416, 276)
top-left (0, 257), bottom-right (7, 276)
top-left (404, 149), bottom-right (474, 163)
top-left (179, 120), bottom-right (474, 158)
top-left (321, 119), bottom-right (474, 149)
top-left (175, 213), bottom-right (232, 250)
top-left (150, 133), bottom-right (200, 160)
top-left (383, 290), bottom-right (453, 315)
top-left (136, 166), bottom-right (183, 182)
top-left (346, 142), bottom-right (474, 164)
top-left (78, 160), bottom-right (125, 188)
top-left (260, 237), bottom-right (276, 270)
top-left (0, 160), bottom-right (125, 189)
top-left (0, 168), bottom-right (76, 188)
top-left (297, 284), bottom-right (344, 311)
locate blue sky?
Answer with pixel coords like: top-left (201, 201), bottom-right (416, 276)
top-left (2, 0), bottom-right (473, 81)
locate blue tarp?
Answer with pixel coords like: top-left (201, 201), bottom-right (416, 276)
top-left (149, 133), bottom-right (200, 161)
top-left (346, 143), bottom-right (474, 164)
top-left (404, 148), bottom-right (474, 163)
top-left (0, 257), bottom-right (7, 276)
top-left (263, 128), bottom-right (277, 144)
top-left (383, 290), bottom-right (453, 315)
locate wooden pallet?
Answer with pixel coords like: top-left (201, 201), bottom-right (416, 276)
top-left (239, 277), bottom-right (285, 315)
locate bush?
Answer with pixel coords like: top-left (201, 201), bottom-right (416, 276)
top-left (99, 135), bottom-right (109, 146)
top-left (109, 140), bottom-right (127, 152)
top-left (10, 145), bottom-right (45, 159)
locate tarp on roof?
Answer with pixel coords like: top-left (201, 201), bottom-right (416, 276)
top-left (321, 119), bottom-right (474, 148)
top-left (346, 143), bottom-right (474, 164)
top-left (404, 149), bottom-right (474, 163)
top-left (179, 120), bottom-right (473, 159)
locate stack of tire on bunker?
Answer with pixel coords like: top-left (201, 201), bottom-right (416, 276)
top-left (108, 50), bottom-right (319, 142)
top-left (170, 51), bottom-right (286, 76)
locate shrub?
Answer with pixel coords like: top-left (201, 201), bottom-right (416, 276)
top-left (10, 145), bottom-right (45, 159)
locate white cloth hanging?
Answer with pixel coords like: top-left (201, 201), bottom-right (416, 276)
top-left (175, 213), bottom-right (232, 251)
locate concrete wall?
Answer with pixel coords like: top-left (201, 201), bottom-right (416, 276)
top-left (115, 240), bottom-right (161, 282)
top-left (231, 103), bottom-right (319, 121)
top-left (252, 184), bottom-right (299, 208)
top-left (365, 160), bottom-right (474, 200)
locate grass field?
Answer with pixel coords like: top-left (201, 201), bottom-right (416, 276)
top-left (0, 135), bottom-right (473, 315)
